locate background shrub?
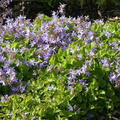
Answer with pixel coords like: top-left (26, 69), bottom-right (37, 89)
top-left (1, 0), bottom-right (120, 22)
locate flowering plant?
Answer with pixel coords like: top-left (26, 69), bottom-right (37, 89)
top-left (0, 6), bottom-right (120, 119)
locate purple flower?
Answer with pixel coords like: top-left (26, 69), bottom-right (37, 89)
top-left (67, 86), bottom-right (73, 90)
top-left (14, 33), bottom-right (20, 38)
top-left (79, 79), bottom-right (88, 90)
top-left (81, 64), bottom-right (88, 74)
top-left (86, 71), bottom-right (91, 76)
top-left (99, 42), bottom-right (104, 48)
top-left (48, 85), bottom-right (55, 90)
top-left (77, 54), bottom-right (83, 60)
top-left (15, 60), bottom-right (20, 67)
top-left (37, 14), bottom-right (44, 19)
top-left (58, 4), bottom-right (66, 15)
top-left (40, 61), bottom-right (48, 69)
top-left (29, 60), bottom-right (38, 67)
top-left (9, 112), bottom-right (12, 116)
top-left (94, 19), bottom-right (104, 25)
top-left (69, 70), bottom-right (76, 79)
top-left (101, 59), bottom-right (109, 67)
top-left (23, 60), bottom-right (31, 67)
top-left (68, 106), bottom-right (73, 111)
top-left (19, 85), bottom-right (26, 93)
top-left (79, 80), bottom-right (86, 85)
top-left (90, 47), bottom-right (96, 56)
top-left (0, 55), bottom-right (6, 62)
top-left (103, 31), bottom-right (111, 38)
top-left (85, 31), bottom-right (94, 44)
top-left (1, 95), bottom-right (9, 101)
top-left (109, 72), bottom-right (118, 82)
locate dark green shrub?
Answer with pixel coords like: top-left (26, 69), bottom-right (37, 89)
top-left (5, 0), bottom-right (120, 20)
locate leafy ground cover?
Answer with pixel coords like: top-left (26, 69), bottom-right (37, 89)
top-left (0, 9), bottom-right (120, 119)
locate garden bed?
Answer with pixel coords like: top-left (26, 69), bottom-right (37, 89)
top-left (0, 6), bottom-right (120, 119)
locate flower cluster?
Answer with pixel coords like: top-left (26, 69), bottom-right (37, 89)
top-left (65, 20), bottom-right (120, 90)
top-left (0, 9), bottom-right (94, 94)
top-left (0, 0), bottom-right (13, 24)
top-left (0, 5), bottom-right (119, 97)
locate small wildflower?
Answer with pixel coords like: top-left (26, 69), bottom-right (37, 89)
top-left (48, 85), bottom-right (55, 90)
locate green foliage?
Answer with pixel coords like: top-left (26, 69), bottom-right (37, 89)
top-left (64, 0), bottom-right (120, 7)
top-left (33, 15), bottom-right (52, 30)
top-left (0, 19), bottom-right (120, 119)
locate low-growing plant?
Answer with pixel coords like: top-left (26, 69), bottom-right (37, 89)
top-left (0, 6), bottom-right (120, 119)
top-left (0, 6), bottom-right (93, 94)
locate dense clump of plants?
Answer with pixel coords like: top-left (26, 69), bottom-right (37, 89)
top-left (0, 5), bottom-right (120, 119)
